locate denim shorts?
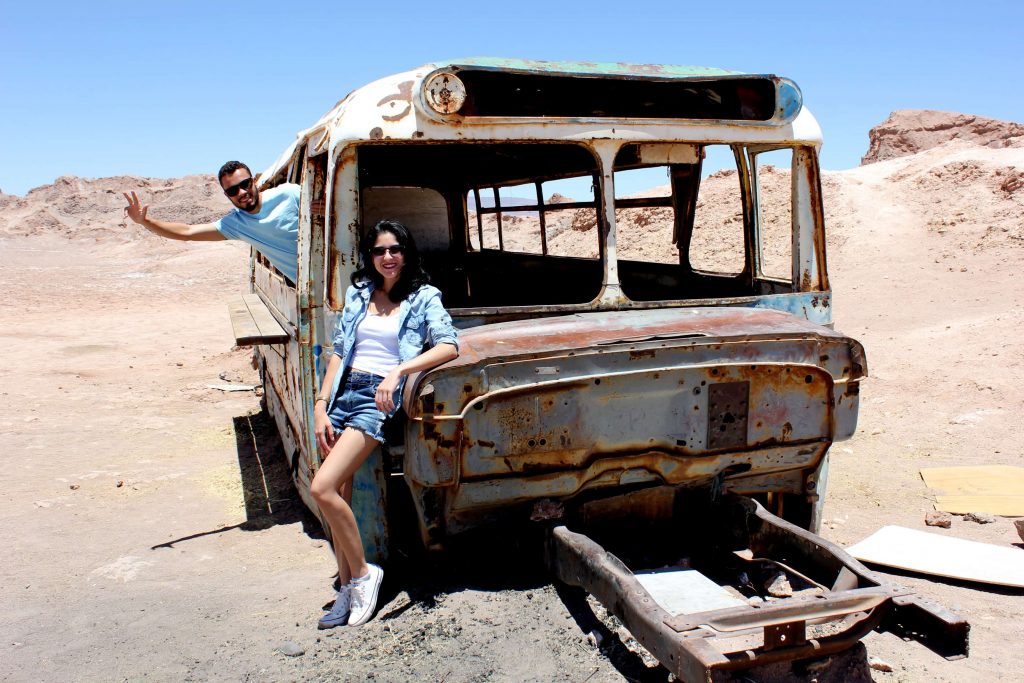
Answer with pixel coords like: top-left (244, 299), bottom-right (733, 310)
top-left (326, 370), bottom-right (388, 444)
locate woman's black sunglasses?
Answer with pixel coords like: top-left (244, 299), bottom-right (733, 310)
top-left (370, 245), bottom-right (406, 257)
top-left (224, 177), bottom-right (254, 197)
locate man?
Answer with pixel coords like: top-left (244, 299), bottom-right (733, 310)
top-left (123, 161), bottom-right (300, 283)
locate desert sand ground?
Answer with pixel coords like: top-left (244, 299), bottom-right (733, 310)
top-left (1, 111), bottom-right (1022, 682)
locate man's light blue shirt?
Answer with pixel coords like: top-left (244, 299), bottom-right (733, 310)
top-left (215, 183), bottom-right (300, 282)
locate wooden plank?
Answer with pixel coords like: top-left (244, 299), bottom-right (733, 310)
top-left (228, 294), bottom-right (289, 346)
top-left (921, 465), bottom-right (1024, 493)
top-left (846, 525), bottom-right (1024, 588)
top-left (934, 495), bottom-right (1024, 516)
top-left (243, 293), bottom-right (288, 340)
top-left (228, 297), bottom-right (261, 344)
top-left (920, 465), bottom-right (1024, 516)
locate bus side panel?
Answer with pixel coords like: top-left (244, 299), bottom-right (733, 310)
top-left (262, 344), bottom-right (317, 513)
top-left (253, 265), bottom-right (319, 512)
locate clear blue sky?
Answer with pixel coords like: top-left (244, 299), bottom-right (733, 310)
top-left (2, 0), bottom-right (1021, 196)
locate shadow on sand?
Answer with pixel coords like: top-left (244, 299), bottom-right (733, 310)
top-left (150, 402), bottom-right (322, 550)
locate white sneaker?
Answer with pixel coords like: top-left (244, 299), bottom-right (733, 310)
top-left (317, 585), bottom-right (351, 629)
top-left (347, 564), bottom-right (383, 626)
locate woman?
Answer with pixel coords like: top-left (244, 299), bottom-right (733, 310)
top-left (311, 219), bottom-right (458, 629)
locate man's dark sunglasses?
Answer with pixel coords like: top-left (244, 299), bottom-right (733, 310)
top-left (224, 177), bottom-right (254, 197)
top-left (370, 245), bottom-right (406, 257)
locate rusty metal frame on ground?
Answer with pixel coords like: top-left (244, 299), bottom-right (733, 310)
top-left (546, 496), bottom-right (968, 682)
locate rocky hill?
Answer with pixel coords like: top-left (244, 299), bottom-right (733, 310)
top-left (0, 174), bottom-right (226, 242)
top-left (861, 109), bottom-right (1024, 164)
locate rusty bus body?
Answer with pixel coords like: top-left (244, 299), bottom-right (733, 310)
top-left (251, 58), bottom-right (858, 551)
top-left (238, 58), bottom-right (965, 678)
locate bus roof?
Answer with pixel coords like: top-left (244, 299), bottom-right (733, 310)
top-left (260, 58), bottom-right (821, 182)
top-left (422, 57), bottom-right (745, 78)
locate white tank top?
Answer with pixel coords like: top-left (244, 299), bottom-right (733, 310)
top-left (350, 313), bottom-right (401, 377)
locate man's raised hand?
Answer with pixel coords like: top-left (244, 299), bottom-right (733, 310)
top-left (122, 191), bottom-right (149, 226)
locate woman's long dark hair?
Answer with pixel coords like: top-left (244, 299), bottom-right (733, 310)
top-left (351, 219), bottom-right (430, 303)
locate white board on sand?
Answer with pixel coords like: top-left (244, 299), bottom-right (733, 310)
top-left (846, 525), bottom-right (1024, 588)
top-left (634, 568), bottom-right (746, 616)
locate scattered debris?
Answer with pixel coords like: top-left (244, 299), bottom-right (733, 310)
top-left (116, 480), bottom-right (124, 488)
top-left (925, 511), bottom-right (952, 528)
top-left (764, 571), bottom-right (793, 598)
top-left (205, 383), bottom-right (258, 392)
top-left (868, 655), bottom-right (893, 672)
top-left (964, 512), bottom-right (996, 524)
top-left (530, 499), bottom-right (564, 521)
top-left (826, 517), bottom-right (847, 530)
top-left (275, 641), bottom-right (305, 657)
top-left (803, 656), bottom-right (833, 674)
top-left (69, 484), bottom-right (80, 490)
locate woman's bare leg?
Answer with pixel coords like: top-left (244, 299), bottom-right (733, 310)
top-left (310, 428), bottom-right (379, 581)
top-left (328, 478), bottom-right (353, 583)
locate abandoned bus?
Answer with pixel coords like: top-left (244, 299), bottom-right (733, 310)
top-left (229, 58), bottom-right (969, 680)
top-left (239, 58), bottom-right (862, 555)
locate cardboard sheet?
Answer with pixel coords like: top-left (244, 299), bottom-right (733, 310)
top-left (920, 465), bottom-right (1024, 515)
top-left (634, 568), bottom-right (745, 616)
top-left (846, 525), bottom-right (1024, 588)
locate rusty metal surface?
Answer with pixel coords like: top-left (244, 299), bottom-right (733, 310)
top-left (546, 496), bottom-right (969, 681)
top-left (547, 523), bottom-right (884, 682)
top-left (735, 495), bottom-right (969, 658)
top-left (547, 524), bottom-right (726, 683)
top-left (884, 594), bottom-right (970, 661)
top-left (439, 306), bottom-right (858, 373)
top-left (707, 381), bottom-right (749, 450)
top-left (409, 309), bottom-right (863, 428)
top-left (763, 620), bottom-right (806, 651)
top-left (436, 444), bottom-right (829, 533)
top-left (255, 270), bottom-right (306, 464)
top-left (400, 304), bottom-right (863, 537)
top-left (665, 588), bottom-right (893, 633)
top-left (454, 363), bottom-right (832, 479)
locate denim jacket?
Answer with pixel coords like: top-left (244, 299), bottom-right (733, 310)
top-left (327, 281), bottom-right (458, 415)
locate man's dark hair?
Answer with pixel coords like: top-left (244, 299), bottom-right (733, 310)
top-left (217, 160), bottom-right (252, 185)
top-left (352, 219), bottom-right (430, 303)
